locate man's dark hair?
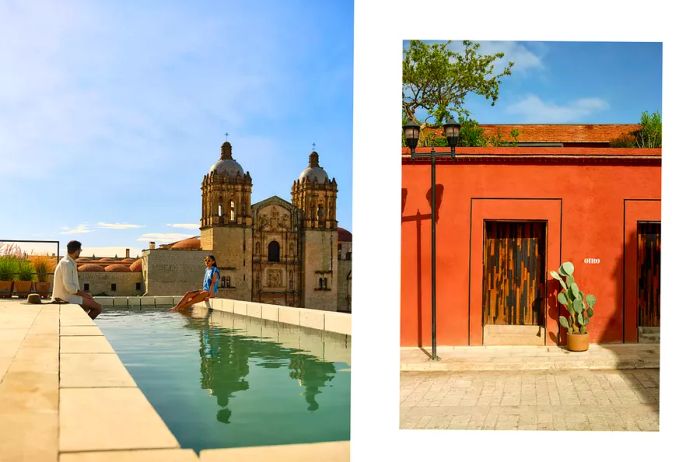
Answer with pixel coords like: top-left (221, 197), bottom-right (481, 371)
top-left (67, 240), bottom-right (82, 254)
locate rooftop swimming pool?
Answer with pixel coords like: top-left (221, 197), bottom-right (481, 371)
top-left (95, 306), bottom-right (350, 452)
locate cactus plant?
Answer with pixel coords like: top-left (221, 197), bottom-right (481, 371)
top-left (551, 262), bottom-right (597, 335)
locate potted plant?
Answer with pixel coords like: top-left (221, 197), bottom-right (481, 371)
top-left (33, 256), bottom-right (53, 298)
top-left (551, 261), bottom-right (597, 352)
top-left (0, 256), bottom-right (17, 298)
top-left (13, 259), bottom-right (35, 298)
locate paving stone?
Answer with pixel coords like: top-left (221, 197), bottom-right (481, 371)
top-left (59, 449), bottom-right (199, 462)
top-left (60, 353), bottom-right (137, 388)
top-left (59, 388), bottom-right (179, 452)
top-left (401, 369), bottom-right (659, 432)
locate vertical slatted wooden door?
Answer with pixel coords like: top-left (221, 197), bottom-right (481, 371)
top-left (638, 222), bottom-right (661, 327)
top-left (483, 221), bottom-right (546, 325)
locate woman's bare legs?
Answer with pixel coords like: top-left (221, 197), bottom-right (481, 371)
top-left (171, 291), bottom-right (211, 312)
top-left (171, 290), bottom-right (202, 312)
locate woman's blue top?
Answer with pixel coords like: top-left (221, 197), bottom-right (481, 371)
top-left (203, 266), bottom-right (220, 294)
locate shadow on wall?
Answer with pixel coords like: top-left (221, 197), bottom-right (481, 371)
top-left (400, 185), bottom-right (444, 351)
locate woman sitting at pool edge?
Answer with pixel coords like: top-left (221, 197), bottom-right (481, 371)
top-left (171, 254), bottom-right (220, 312)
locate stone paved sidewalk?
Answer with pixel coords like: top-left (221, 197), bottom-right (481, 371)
top-left (400, 368), bottom-right (659, 431)
top-left (401, 344), bottom-right (660, 371)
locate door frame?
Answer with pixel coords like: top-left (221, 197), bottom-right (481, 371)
top-left (623, 199), bottom-right (661, 342)
top-left (469, 198), bottom-right (562, 346)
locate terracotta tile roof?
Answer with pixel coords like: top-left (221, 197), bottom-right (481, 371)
top-left (421, 124), bottom-right (640, 145)
top-left (479, 124), bottom-right (640, 143)
top-left (338, 227), bottom-right (352, 242)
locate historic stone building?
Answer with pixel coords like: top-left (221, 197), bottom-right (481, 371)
top-left (196, 140), bottom-right (346, 311)
top-left (74, 140), bottom-right (351, 312)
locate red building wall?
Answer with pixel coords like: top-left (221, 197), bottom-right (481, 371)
top-left (401, 147), bottom-right (661, 346)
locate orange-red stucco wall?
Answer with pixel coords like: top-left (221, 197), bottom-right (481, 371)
top-left (400, 148), bottom-right (661, 346)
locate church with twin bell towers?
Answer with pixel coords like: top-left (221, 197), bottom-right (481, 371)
top-left (198, 140), bottom-right (350, 312)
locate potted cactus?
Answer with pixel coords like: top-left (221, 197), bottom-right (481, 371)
top-left (14, 259), bottom-right (35, 298)
top-left (0, 256), bottom-right (17, 298)
top-left (550, 261), bottom-right (597, 351)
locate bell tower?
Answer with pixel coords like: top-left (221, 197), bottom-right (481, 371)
top-left (292, 149), bottom-right (338, 310)
top-left (200, 140), bottom-right (253, 300)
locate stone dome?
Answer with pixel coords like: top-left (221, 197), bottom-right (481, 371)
top-left (78, 264), bottom-right (105, 272)
top-left (170, 237), bottom-right (202, 250)
top-left (209, 141), bottom-right (245, 178)
top-left (104, 264), bottom-right (130, 272)
top-left (298, 151), bottom-right (329, 183)
top-left (129, 259), bottom-right (143, 272)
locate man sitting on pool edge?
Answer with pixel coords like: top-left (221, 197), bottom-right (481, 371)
top-left (52, 240), bottom-right (103, 319)
top-left (170, 254), bottom-right (220, 312)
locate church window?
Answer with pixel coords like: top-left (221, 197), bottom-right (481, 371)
top-left (268, 241), bottom-right (280, 262)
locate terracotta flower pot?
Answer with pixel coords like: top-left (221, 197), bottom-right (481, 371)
top-left (35, 281), bottom-right (51, 298)
top-left (0, 280), bottom-right (13, 298)
top-left (13, 280), bottom-right (33, 298)
top-left (567, 332), bottom-right (590, 352)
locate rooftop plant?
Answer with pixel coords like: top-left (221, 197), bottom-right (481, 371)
top-left (0, 256), bottom-right (18, 281)
top-left (551, 262), bottom-right (597, 335)
top-left (31, 256), bottom-right (54, 283)
top-left (16, 259), bottom-right (34, 281)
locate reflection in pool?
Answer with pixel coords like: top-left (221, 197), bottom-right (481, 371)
top-left (95, 307), bottom-right (350, 452)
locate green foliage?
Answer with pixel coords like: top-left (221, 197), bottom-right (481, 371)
top-left (609, 111), bottom-right (662, 148)
top-left (16, 259), bottom-right (34, 281)
top-left (553, 262), bottom-right (596, 335)
top-left (0, 256), bottom-right (18, 280)
top-left (403, 40), bottom-right (514, 124)
top-left (459, 117), bottom-right (486, 147)
top-left (636, 111), bottom-right (662, 148)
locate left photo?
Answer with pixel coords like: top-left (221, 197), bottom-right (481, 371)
top-left (0, 1), bottom-right (352, 461)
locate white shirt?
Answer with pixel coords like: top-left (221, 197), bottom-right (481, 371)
top-left (52, 255), bottom-right (81, 303)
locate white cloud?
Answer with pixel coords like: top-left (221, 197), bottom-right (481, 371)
top-left (96, 222), bottom-right (143, 230)
top-left (167, 223), bottom-right (200, 230)
top-left (136, 233), bottom-right (194, 243)
top-left (60, 224), bottom-right (92, 234)
top-left (442, 41), bottom-right (544, 74)
top-left (478, 41), bottom-right (544, 73)
top-left (505, 94), bottom-right (609, 123)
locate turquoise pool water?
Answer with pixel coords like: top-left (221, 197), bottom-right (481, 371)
top-left (95, 306), bottom-right (350, 452)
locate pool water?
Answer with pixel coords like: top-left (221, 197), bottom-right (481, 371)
top-left (95, 306), bottom-right (350, 452)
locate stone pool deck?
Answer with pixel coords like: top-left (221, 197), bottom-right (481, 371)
top-left (0, 299), bottom-right (350, 462)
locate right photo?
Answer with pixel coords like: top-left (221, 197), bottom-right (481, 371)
top-left (400, 40), bottom-right (661, 431)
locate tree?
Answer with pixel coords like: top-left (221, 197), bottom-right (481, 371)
top-left (403, 40), bottom-right (514, 125)
top-left (636, 111), bottom-right (661, 148)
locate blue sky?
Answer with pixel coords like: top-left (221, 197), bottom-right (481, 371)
top-left (406, 41), bottom-right (662, 123)
top-left (0, 0), bottom-right (353, 257)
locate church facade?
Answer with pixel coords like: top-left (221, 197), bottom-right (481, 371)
top-left (198, 141), bottom-right (346, 311)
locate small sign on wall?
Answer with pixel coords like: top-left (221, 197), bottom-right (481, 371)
top-left (583, 258), bottom-right (601, 264)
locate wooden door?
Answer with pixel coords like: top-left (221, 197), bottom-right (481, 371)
top-left (483, 221), bottom-right (546, 326)
top-left (638, 222), bottom-right (660, 327)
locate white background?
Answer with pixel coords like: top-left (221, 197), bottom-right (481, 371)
top-left (353, 0), bottom-right (700, 460)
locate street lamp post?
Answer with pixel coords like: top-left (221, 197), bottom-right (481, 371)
top-left (403, 118), bottom-right (460, 361)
